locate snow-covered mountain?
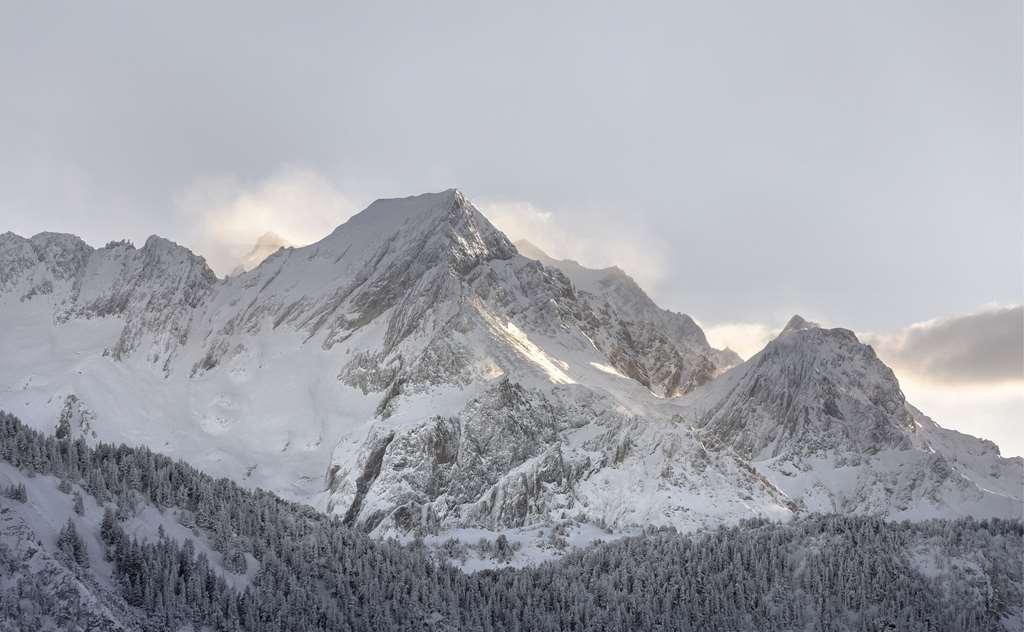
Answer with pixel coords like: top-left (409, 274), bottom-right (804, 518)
top-left (691, 315), bottom-right (1022, 520)
top-left (0, 189), bottom-right (1019, 551)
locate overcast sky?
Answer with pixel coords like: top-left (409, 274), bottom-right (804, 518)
top-left (2, 2), bottom-right (1020, 452)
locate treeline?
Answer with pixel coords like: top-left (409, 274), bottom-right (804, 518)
top-left (0, 411), bottom-right (1020, 631)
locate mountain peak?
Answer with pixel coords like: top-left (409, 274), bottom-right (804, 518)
top-left (235, 231), bottom-right (292, 273)
top-left (313, 189), bottom-right (508, 265)
top-left (346, 188), bottom-right (465, 226)
top-left (254, 231), bottom-right (288, 247)
top-left (781, 314), bottom-right (819, 334)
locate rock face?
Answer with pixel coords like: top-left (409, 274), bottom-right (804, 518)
top-left (515, 239), bottom-right (738, 396)
top-left (0, 190), bottom-right (1020, 545)
top-left (698, 319), bottom-right (915, 460)
top-left (326, 378), bottom-right (795, 535)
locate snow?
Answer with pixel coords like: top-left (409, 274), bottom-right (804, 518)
top-left (498, 320), bottom-right (575, 385)
top-left (589, 362), bottom-right (629, 379)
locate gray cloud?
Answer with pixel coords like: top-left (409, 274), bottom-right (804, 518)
top-left (865, 306), bottom-right (1023, 384)
top-left (1, 2), bottom-right (1020, 332)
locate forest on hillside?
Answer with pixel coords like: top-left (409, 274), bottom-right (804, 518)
top-left (1, 411), bottom-right (1021, 632)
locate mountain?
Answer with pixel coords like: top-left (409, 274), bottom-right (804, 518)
top-left (229, 231), bottom-right (292, 275)
top-left (0, 232), bottom-right (216, 375)
top-left (0, 189), bottom-right (1020, 558)
top-left (692, 315), bottom-right (1023, 519)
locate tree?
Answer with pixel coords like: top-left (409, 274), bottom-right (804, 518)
top-left (57, 518), bottom-right (88, 567)
top-left (3, 482), bottom-right (26, 502)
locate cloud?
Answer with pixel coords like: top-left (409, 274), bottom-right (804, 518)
top-left (700, 322), bottom-right (779, 359)
top-left (479, 199), bottom-right (667, 294)
top-left (859, 305), bottom-right (1022, 457)
top-left (863, 306), bottom-right (1023, 385)
top-left (176, 167), bottom-right (361, 275)
top-left (898, 375), bottom-right (1024, 458)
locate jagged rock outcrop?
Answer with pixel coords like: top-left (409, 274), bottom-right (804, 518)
top-left (698, 317), bottom-right (915, 460)
top-left (515, 239), bottom-right (738, 396)
top-left (327, 378), bottom-right (795, 535)
top-left (0, 232), bottom-right (217, 374)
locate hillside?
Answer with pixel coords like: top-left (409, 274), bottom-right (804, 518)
top-left (1, 412), bottom-right (1020, 631)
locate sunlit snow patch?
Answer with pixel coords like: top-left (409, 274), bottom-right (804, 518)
top-left (501, 321), bottom-right (575, 385)
top-left (589, 362), bottom-right (629, 379)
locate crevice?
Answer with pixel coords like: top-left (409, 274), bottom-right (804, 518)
top-left (342, 432), bottom-right (395, 527)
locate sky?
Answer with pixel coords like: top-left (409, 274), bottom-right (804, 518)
top-left (1, 2), bottom-right (1020, 453)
